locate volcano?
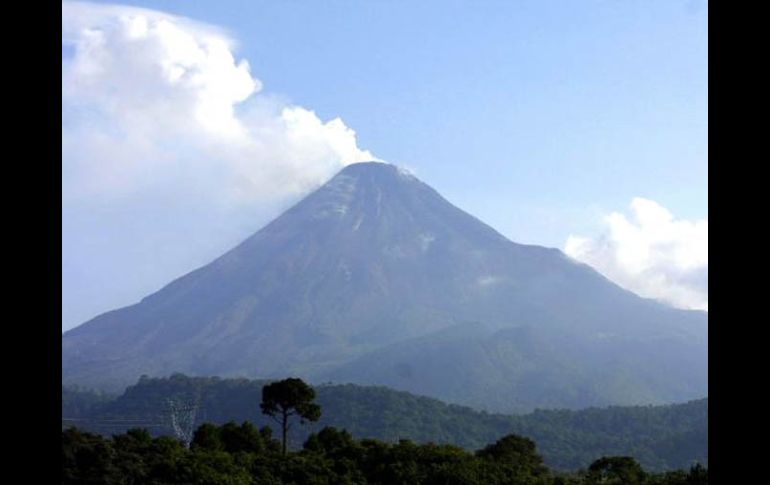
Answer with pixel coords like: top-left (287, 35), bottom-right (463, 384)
top-left (62, 162), bottom-right (707, 412)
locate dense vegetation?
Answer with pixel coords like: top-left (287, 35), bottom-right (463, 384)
top-left (62, 375), bottom-right (707, 472)
top-left (62, 384), bottom-right (117, 417)
top-left (62, 424), bottom-right (707, 485)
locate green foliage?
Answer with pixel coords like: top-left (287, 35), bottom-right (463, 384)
top-left (63, 423), bottom-right (706, 485)
top-left (192, 421), bottom-right (276, 455)
top-left (261, 378), bottom-right (322, 454)
top-left (477, 434), bottom-right (548, 478)
top-left (62, 427), bottom-right (119, 484)
top-left (192, 423), bottom-right (224, 452)
top-left (261, 378), bottom-right (322, 424)
top-left (61, 385), bottom-right (115, 424)
top-left (63, 375), bottom-right (707, 472)
top-left (586, 456), bottom-right (646, 485)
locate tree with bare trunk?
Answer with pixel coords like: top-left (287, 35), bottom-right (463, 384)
top-left (260, 377), bottom-right (321, 455)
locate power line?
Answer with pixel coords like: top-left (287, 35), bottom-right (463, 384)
top-left (62, 418), bottom-right (167, 422)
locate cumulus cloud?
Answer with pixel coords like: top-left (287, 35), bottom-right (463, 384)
top-left (564, 198), bottom-right (707, 311)
top-left (62, 2), bottom-right (377, 330)
top-left (62, 1), bottom-right (376, 204)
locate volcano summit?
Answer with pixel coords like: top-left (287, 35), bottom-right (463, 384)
top-left (63, 162), bottom-right (707, 412)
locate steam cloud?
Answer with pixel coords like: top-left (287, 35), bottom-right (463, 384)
top-left (62, 2), bottom-right (377, 330)
top-left (63, 1), bottom-right (376, 204)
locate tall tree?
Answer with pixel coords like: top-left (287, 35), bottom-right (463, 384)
top-left (586, 456), bottom-right (647, 485)
top-left (260, 378), bottom-right (321, 455)
top-left (477, 433), bottom-right (548, 477)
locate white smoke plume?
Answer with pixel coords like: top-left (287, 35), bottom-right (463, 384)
top-left (62, 2), bottom-right (377, 331)
top-left (62, 1), bottom-right (376, 204)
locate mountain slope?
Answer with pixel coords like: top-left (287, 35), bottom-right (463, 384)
top-left (62, 162), bottom-right (707, 411)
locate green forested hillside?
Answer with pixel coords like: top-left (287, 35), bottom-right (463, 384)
top-left (62, 375), bottom-right (707, 472)
top-left (62, 384), bottom-right (117, 417)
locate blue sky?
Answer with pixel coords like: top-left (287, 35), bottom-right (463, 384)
top-left (62, 0), bottom-right (708, 331)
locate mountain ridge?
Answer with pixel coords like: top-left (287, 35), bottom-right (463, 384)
top-left (63, 161), bottom-right (707, 412)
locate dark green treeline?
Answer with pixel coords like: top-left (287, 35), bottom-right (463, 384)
top-left (62, 424), bottom-right (707, 485)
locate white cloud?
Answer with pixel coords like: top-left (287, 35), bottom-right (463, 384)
top-left (62, 1), bottom-right (376, 204)
top-left (62, 2), bottom-right (378, 331)
top-left (565, 198), bottom-right (707, 311)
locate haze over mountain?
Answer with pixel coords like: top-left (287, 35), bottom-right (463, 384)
top-left (62, 162), bottom-right (707, 412)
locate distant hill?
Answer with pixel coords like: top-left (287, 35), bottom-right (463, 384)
top-left (62, 375), bottom-right (707, 472)
top-left (63, 162), bottom-right (707, 412)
